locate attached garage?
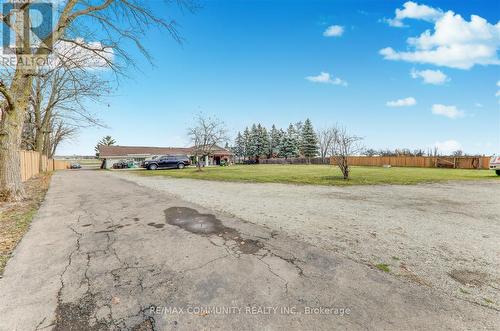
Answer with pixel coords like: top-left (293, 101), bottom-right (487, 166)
top-left (98, 145), bottom-right (233, 169)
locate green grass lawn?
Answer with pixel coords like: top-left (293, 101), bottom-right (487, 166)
top-left (137, 164), bottom-right (498, 186)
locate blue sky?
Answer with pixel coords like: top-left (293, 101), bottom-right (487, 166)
top-left (58, 0), bottom-right (500, 156)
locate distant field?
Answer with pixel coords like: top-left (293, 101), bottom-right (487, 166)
top-left (60, 159), bottom-right (101, 169)
top-left (63, 159), bottom-right (101, 166)
top-left (137, 164), bottom-right (498, 186)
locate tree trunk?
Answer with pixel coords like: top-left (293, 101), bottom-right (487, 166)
top-left (0, 73), bottom-right (33, 200)
top-left (195, 154), bottom-right (202, 172)
top-left (0, 106), bottom-right (26, 200)
top-left (34, 107), bottom-right (47, 172)
top-left (35, 131), bottom-right (44, 171)
top-left (0, 5), bottom-right (35, 200)
top-left (33, 79), bottom-right (45, 172)
top-left (342, 159), bottom-right (349, 179)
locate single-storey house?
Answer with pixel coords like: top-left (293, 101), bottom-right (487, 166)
top-left (98, 145), bottom-right (233, 169)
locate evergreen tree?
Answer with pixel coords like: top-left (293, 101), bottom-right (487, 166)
top-left (277, 128), bottom-right (285, 157)
top-left (243, 127), bottom-right (252, 160)
top-left (248, 124), bottom-right (259, 159)
top-left (301, 118), bottom-right (318, 161)
top-left (233, 132), bottom-right (245, 159)
top-left (294, 121), bottom-right (304, 155)
top-left (275, 128), bottom-right (285, 157)
top-left (279, 124), bottom-right (299, 159)
top-left (255, 124), bottom-right (269, 158)
top-left (269, 124), bottom-right (282, 157)
top-left (95, 135), bottom-right (116, 157)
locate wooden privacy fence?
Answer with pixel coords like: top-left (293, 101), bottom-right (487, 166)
top-left (258, 157), bottom-right (331, 165)
top-left (331, 156), bottom-right (491, 170)
top-left (20, 150), bottom-right (70, 182)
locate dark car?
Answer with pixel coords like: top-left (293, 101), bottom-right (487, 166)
top-left (70, 162), bottom-right (81, 169)
top-left (112, 160), bottom-right (129, 169)
top-left (142, 155), bottom-right (190, 170)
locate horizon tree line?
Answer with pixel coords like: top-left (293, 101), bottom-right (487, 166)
top-left (232, 120), bottom-right (363, 179)
top-left (232, 119), bottom-right (319, 162)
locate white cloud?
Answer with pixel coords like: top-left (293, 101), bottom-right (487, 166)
top-left (305, 72), bottom-right (347, 86)
top-left (380, 8), bottom-right (500, 69)
top-left (386, 97), bottom-right (416, 107)
top-left (474, 102), bottom-right (483, 108)
top-left (410, 68), bottom-right (449, 84)
top-left (384, 1), bottom-right (443, 27)
top-left (433, 140), bottom-right (462, 154)
top-left (323, 25), bottom-right (344, 37)
top-left (431, 104), bottom-right (464, 119)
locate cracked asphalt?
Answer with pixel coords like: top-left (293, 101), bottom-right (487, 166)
top-left (0, 170), bottom-right (498, 330)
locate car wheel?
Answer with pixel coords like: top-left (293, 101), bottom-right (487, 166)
top-left (148, 164), bottom-right (158, 170)
top-left (496, 170), bottom-right (500, 176)
top-left (178, 163), bottom-right (185, 169)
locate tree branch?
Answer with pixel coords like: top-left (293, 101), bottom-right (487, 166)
top-left (0, 81), bottom-right (14, 111)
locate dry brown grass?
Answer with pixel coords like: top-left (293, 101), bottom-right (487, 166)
top-left (0, 173), bottom-right (52, 275)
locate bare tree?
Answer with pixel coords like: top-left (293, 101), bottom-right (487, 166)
top-left (331, 126), bottom-right (363, 180)
top-left (0, 0), bottom-right (196, 200)
top-left (45, 119), bottom-right (78, 158)
top-left (23, 50), bottom-right (111, 170)
top-left (187, 114), bottom-right (228, 171)
top-left (317, 127), bottom-right (338, 160)
top-left (432, 146), bottom-right (439, 157)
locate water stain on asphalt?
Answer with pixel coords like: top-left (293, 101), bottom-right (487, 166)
top-left (147, 222), bottom-right (165, 229)
top-left (165, 207), bottom-right (226, 235)
top-left (95, 230), bottom-right (114, 234)
top-left (164, 207), bottom-right (263, 254)
top-left (107, 224), bottom-right (131, 230)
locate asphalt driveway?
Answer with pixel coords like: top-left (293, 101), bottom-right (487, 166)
top-left (0, 170), bottom-right (497, 330)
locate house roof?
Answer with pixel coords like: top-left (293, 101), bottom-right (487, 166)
top-left (98, 145), bottom-right (232, 158)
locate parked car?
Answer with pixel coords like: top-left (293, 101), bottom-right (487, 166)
top-left (142, 155), bottom-right (191, 170)
top-left (70, 162), bottom-right (81, 169)
top-left (112, 160), bottom-right (129, 169)
top-left (489, 155), bottom-right (500, 175)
